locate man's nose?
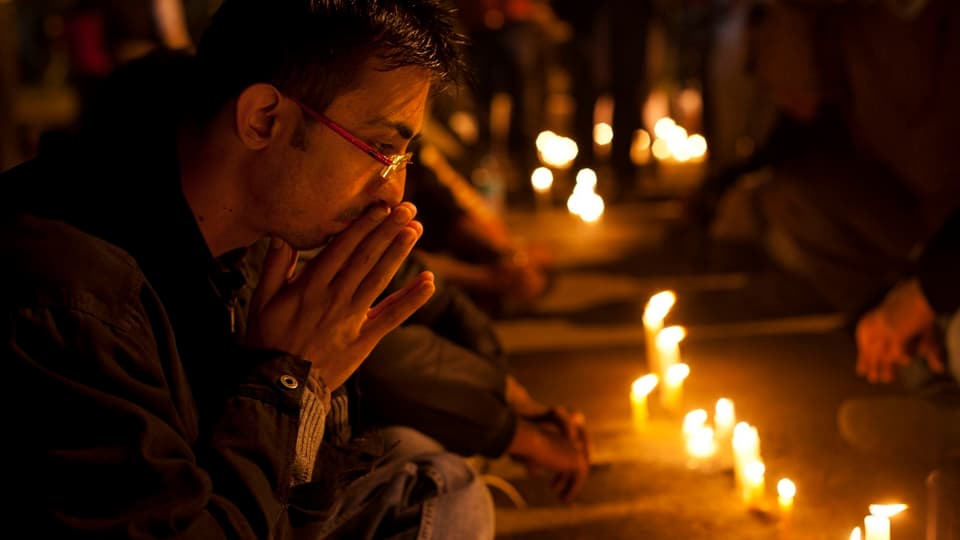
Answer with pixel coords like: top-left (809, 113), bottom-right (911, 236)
top-left (374, 170), bottom-right (405, 208)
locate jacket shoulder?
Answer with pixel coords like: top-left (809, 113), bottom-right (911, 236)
top-left (1, 213), bottom-right (148, 329)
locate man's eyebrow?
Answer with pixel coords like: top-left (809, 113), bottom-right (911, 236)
top-left (368, 118), bottom-right (416, 140)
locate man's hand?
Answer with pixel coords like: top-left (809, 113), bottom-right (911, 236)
top-left (245, 202), bottom-right (435, 390)
top-left (509, 417), bottom-right (589, 503)
top-left (856, 278), bottom-right (945, 383)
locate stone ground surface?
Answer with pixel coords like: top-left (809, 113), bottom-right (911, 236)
top-left (481, 195), bottom-right (936, 540)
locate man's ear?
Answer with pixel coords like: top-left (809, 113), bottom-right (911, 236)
top-left (235, 84), bottom-right (284, 150)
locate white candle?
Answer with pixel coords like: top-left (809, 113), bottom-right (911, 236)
top-left (714, 398), bottom-right (736, 442)
top-left (733, 422), bottom-right (761, 490)
top-left (530, 167), bottom-right (553, 211)
top-left (850, 527), bottom-right (862, 540)
top-left (686, 426), bottom-right (717, 460)
top-left (777, 478), bottom-right (796, 524)
top-left (630, 374), bottom-right (658, 429)
top-left (742, 460), bottom-right (766, 507)
top-left (864, 515), bottom-right (890, 540)
top-left (661, 362), bottom-right (690, 411)
top-left (642, 291), bottom-right (676, 378)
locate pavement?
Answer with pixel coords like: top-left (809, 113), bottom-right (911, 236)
top-left (480, 196), bottom-right (936, 540)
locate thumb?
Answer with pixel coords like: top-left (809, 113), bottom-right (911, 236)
top-left (250, 237), bottom-right (294, 313)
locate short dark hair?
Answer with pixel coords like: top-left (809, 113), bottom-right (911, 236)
top-left (193, 0), bottom-right (467, 120)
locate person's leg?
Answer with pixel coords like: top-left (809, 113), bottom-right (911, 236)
top-left (296, 426), bottom-right (494, 540)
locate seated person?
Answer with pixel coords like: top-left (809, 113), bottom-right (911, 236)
top-left (354, 257), bottom-right (591, 503)
top-left (839, 209), bottom-right (960, 466)
top-left (405, 141), bottom-right (552, 316)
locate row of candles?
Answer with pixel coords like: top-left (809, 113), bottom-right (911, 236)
top-left (529, 116), bottom-right (709, 223)
top-left (633, 290), bottom-right (908, 539)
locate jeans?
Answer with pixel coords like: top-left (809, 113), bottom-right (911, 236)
top-left (305, 426), bottom-right (494, 540)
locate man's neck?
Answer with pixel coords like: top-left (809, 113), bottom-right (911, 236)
top-left (177, 126), bottom-right (260, 257)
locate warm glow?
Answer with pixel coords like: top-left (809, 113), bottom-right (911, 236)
top-left (575, 168), bottom-right (598, 190)
top-left (744, 460), bottom-right (765, 483)
top-left (651, 138), bottom-right (672, 160)
top-left (682, 409), bottom-right (708, 436)
top-left (593, 122), bottom-right (613, 146)
top-left (777, 478), bottom-right (796, 500)
top-left (653, 117), bottom-right (677, 140)
top-left (850, 527), bottom-right (862, 540)
top-left (715, 399), bottom-right (735, 433)
top-left (633, 129), bottom-right (651, 150)
top-left (656, 325), bottom-right (686, 348)
top-left (631, 374), bottom-right (659, 399)
top-left (733, 422), bottom-right (760, 455)
top-left (578, 193), bottom-right (605, 222)
top-left (687, 134), bottom-right (708, 160)
top-left (530, 167), bottom-right (553, 192)
top-left (686, 426), bottom-right (717, 459)
top-left (868, 504), bottom-right (907, 518)
top-left (664, 363), bottom-right (690, 386)
top-left (536, 131), bottom-right (579, 169)
top-left (643, 291), bottom-right (676, 326)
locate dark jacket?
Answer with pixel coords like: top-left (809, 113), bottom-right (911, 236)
top-left (1, 59), bottom-right (318, 538)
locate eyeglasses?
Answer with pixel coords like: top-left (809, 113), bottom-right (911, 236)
top-left (286, 95), bottom-right (413, 180)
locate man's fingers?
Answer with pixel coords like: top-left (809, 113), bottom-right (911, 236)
top-left (250, 237), bottom-right (294, 313)
top-left (360, 273), bottom-right (435, 339)
top-left (348, 223), bottom-right (421, 306)
top-left (302, 204), bottom-right (394, 286)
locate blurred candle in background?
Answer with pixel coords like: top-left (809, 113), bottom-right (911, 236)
top-left (661, 362), bottom-right (690, 411)
top-left (642, 291), bottom-right (676, 379)
top-left (630, 374), bottom-right (658, 429)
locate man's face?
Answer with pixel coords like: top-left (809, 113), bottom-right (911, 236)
top-left (250, 60), bottom-right (431, 250)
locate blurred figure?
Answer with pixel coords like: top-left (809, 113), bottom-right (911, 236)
top-left (356, 257), bottom-right (591, 504)
top-left (406, 140), bottom-right (552, 317)
top-left (839, 208), bottom-right (959, 467)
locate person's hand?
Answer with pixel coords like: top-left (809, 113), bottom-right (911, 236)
top-left (856, 278), bottom-right (945, 383)
top-left (245, 202), bottom-right (436, 390)
top-left (509, 417), bottom-right (590, 503)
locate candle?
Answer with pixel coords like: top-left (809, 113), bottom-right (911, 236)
top-left (642, 291), bottom-right (676, 378)
top-left (686, 426), bottom-right (717, 464)
top-left (777, 478), bottom-right (796, 538)
top-left (864, 515), bottom-right (890, 540)
top-left (660, 362), bottom-right (690, 411)
top-left (851, 527), bottom-right (862, 540)
top-left (630, 374), bottom-right (658, 428)
top-left (715, 398), bottom-right (736, 442)
top-left (531, 167), bottom-right (553, 211)
top-left (865, 505), bottom-right (907, 540)
top-left (656, 325), bottom-right (686, 375)
top-left (682, 409), bottom-right (708, 437)
top-left (733, 422), bottom-right (761, 490)
top-left (742, 460), bottom-right (766, 507)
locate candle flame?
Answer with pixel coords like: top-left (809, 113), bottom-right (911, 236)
top-left (686, 426), bottom-right (716, 458)
top-left (631, 374), bottom-right (659, 398)
top-left (849, 527), bottom-right (862, 540)
top-left (744, 460), bottom-right (765, 483)
top-left (656, 326), bottom-right (686, 348)
top-left (868, 504), bottom-right (907, 518)
top-left (593, 122), bottom-right (613, 146)
top-left (682, 409), bottom-right (708, 436)
top-left (575, 168), bottom-right (598, 190)
top-left (715, 398), bottom-right (735, 425)
top-left (530, 167), bottom-right (554, 192)
top-left (653, 117), bottom-right (676, 140)
top-left (733, 422), bottom-right (759, 453)
top-left (643, 291), bottom-right (676, 325)
top-left (777, 478), bottom-right (796, 499)
top-left (536, 131), bottom-right (578, 169)
top-left (665, 363), bottom-right (690, 385)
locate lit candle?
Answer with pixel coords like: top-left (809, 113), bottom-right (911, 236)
top-left (714, 398), bottom-right (736, 451)
top-left (642, 291), bottom-right (676, 379)
top-left (777, 478), bottom-right (796, 538)
top-left (656, 325), bottom-right (686, 374)
top-left (864, 505), bottom-right (907, 540)
top-left (682, 409), bottom-right (708, 438)
top-left (864, 516), bottom-right (890, 540)
top-left (660, 362), bottom-right (690, 411)
top-left (530, 167), bottom-right (553, 211)
top-left (742, 460), bottom-right (766, 508)
top-left (686, 426), bottom-right (717, 463)
top-left (733, 422), bottom-right (761, 490)
top-left (850, 527), bottom-right (862, 540)
top-left (630, 374), bottom-right (658, 429)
